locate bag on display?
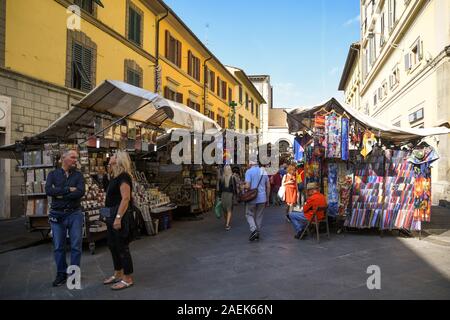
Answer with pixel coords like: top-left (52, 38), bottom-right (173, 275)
top-left (214, 198), bottom-right (223, 219)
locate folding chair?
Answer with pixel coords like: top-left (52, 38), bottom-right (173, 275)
top-left (299, 206), bottom-right (330, 243)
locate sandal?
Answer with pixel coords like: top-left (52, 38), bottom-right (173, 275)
top-left (111, 280), bottom-right (134, 291)
top-left (103, 276), bottom-right (121, 285)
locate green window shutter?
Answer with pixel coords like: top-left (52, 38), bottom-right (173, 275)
top-left (81, 47), bottom-right (92, 92)
top-left (72, 42), bottom-right (92, 92)
top-left (128, 8), bottom-right (135, 42)
top-left (135, 11), bottom-right (141, 45)
top-left (127, 70), bottom-right (140, 87)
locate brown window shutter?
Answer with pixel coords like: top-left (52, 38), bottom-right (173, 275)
top-left (165, 30), bottom-right (170, 58)
top-left (164, 86), bottom-right (169, 99)
top-left (177, 92), bottom-right (183, 104)
top-left (177, 41), bottom-right (182, 68)
top-left (217, 77), bottom-right (220, 95)
top-left (196, 58), bottom-right (200, 81)
top-left (188, 50), bottom-right (192, 76)
top-left (223, 82), bottom-right (227, 100)
top-left (204, 65), bottom-right (208, 85)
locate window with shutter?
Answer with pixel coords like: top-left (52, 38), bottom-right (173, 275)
top-left (165, 31), bottom-right (170, 58)
top-left (245, 93), bottom-right (249, 110)
top-left (127, 5), bottom-right (142, 46)
top-left (188, 51), bottom-right (192, 76)
top-left (251, 98), bottom-right (254, 114)
top-left (71, 42), bottom-right (92, 92)
top-left (75, 0), bottom-right (94, 14)
top-left (222, 81), bottom-right (227, 100)
top-left (405, 53), bottom-right (410, 71)
top-left (176, 92), bottom-right (183, 104)
top-left (166, 31), bottom-right (182, 68)
top-left (228, 88), bottom-right (232, 104)
top-left (177, 40), bottom-right (182, 68)
top-left (127, 69), bottom-right (140, 87)
top-left (188, 52), bottom-right (200, 81)
top-left (239, 86), bottom-right (243, 103)
top-left (217, 77), bottom-right (221, 96)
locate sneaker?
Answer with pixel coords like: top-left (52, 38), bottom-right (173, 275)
top-left (254, 232), bottom-right (260, 241)
top-left (52, 273), bottom-right (67, 287)
top-left (225, 226), bottom-right (231, 231)
top-left (249, 230), bottom-right (258, 242)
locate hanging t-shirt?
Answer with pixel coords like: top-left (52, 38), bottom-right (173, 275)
top-left (361, 130), bottom-right (376, 159)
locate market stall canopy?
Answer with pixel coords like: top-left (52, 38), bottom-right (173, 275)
top-left (286, 98), bottom-right (450, 145)
top-left (73, 80), bottom-right (221, 131)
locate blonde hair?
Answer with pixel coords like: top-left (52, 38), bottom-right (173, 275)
top-left (288, 165), bottom-right (296, 175)
top-left (111, 150), bottom-right (134, 179)
top-left (223, 165), bottom-right (232, 188)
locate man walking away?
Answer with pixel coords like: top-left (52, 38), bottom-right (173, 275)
top-left (45, 150), bottom-right (85, 287)
top-left (244, 161), bottom-right (270, 242)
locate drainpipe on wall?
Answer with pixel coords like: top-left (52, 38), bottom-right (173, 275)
top-left (155, 10), bottom-right (169, 93)
top-left (203, 56), bottom-right (212, 115)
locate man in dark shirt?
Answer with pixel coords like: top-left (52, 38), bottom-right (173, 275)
top-left (45, 150), bottom-right (85, 287)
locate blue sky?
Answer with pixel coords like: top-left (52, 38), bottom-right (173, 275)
top-left (163, 0), bottom-right (361, 109)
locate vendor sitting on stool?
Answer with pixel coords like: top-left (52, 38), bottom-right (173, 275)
top-left (289, 182), bottom-right (327, 239)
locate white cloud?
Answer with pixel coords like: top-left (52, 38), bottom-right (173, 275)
top-left (344, 15), bottom-right (360, 27)
top-left (329, 67), bottom-right (340, 76)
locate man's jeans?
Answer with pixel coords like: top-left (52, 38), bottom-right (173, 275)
top-left (49, 210), bottom-right (83, 275)
top-left (289, 210), bottom-right (309, 234)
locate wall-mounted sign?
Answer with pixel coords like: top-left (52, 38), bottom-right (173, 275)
top-left (0, 96), bottom-right (11, 131)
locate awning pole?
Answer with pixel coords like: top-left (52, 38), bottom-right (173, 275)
top-left (78, 99), bottom-right (156, 146)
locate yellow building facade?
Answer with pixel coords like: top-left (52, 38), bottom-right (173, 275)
top-left (0, 0), bottom-right (266, 217)
top-left (156, 7), bottom-right (238, 129)
top-left (226, 66), bottom-right (265, 133)
top-left (5, 0), bottom-right (158, 94)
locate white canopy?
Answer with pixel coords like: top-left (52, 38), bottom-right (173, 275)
top-left (73, 80), bottom-right (221, 131)
top-left (286, 98), bottom-right (450, 145)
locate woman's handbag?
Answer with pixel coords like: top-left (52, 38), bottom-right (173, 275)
top-left (277, 185), bottom-right (286, 202)
top-left (239, 174), bottom-right (264, 203)
top-left (119, 204), bottom-right (141, 243)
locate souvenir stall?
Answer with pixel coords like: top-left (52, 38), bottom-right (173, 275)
top-left (0, 80), bottom-right (220, 250)
top-left (286, 98), bottom-right (450, 235)
top-left (150, 131), bottom-right (220, 218)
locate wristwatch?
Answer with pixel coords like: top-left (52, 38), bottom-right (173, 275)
top-left (116, 214), bottom-right (122, 219)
